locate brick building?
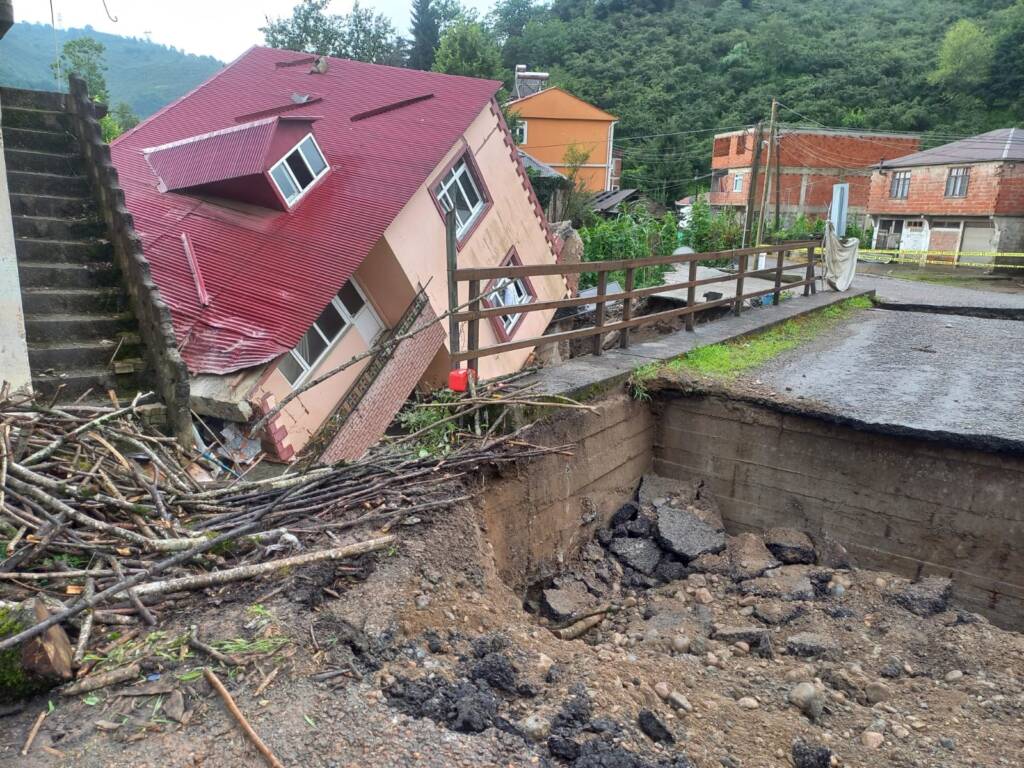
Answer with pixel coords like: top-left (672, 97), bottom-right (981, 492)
top-left (867, 128), bottom-right (1024, 265)
top-left (708, 128), bottom-right (920, 229)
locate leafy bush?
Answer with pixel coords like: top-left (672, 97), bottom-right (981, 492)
top-left (679, 195), bottom-right (743, 266)
top-left (578, 204), bottom-right (678, 291)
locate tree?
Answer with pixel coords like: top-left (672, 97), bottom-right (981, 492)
top-left (487, 0), bottom-right (543, 44)
top-left (432, 20), bottom-right (503, 80)
top-left (262, 0), bottom-right (403, 65)
top-left (408, 0), bottom-right (440, 70)
top-left (52, 37), bottom-right (108, 102)
top-left (930, 19), bottom-right (994, 90)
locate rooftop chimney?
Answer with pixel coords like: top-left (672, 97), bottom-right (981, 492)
top-left (514, 64), bottom-right (549, 99)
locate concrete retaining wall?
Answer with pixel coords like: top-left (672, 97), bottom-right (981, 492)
top-left (479, 392), bottom-right (653, 590)
top-left (653, 393), bottom-right (1024, 629)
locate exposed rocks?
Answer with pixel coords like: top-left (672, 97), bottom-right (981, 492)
top-left (610, 537), bottom-right (663, 576)
top-left (786, 632), bottom-right (839, 659)
top-left (814, 536), bottom-right (851, 569)
top-left (637, 709), bottom-right (675, 744)
top-left (655, 505), bottom-right (726, 561)
top-left (519, 713), bottom-right (551, 741)
top-left (753, 602), bottom-right (804, 626)
top-left (543, 583), bottom-right (599, 622)
top-left (713, 625), bottom-right (769, 647)
top-left (788, 682), bottom-right (825, 721)
top-left (740, 569), bottom-right (815, 601)
top-left (764, 527), bottom-right (817, 565)
top-left (727, 533), bottom-right (779, 579)
top-left (791, 740), bottom-right (832, 768)
top-left (888, 576), bottom-right (952, 617)
top-left (861, 730), bottom-right (884, 749)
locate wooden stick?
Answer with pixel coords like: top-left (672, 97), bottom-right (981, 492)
top-left (21, 393), bottom-right (151, 466)
top-left (108, 556), bottom-right (156, 626)
top-left (62, 662), bottom-right (141, 696)
top-left (21, 710), bottom-right (46, 756)
top-left (253, 665), bottom-right (280, 697)
top-left (204, 667), bottom-right (284, 768)
top-left (188, 631), bottom-right (242, 667)
top-left (131, 536), bottom-right (397, 597)
top-left (72, 577), bottom-right (96, 666)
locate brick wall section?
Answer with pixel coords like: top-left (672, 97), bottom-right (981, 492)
top-left (319, 304), bottom-right (445, 464)
top-left (868, 161), bottom-right (1024, 217)
top-left (65, 75), bottom-right (192, 446)
top-left (710, 129), bottom-right (919, 215)
top-left (653, 394), bottom-right (1024, 629)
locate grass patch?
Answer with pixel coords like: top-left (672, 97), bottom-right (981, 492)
top-left (628, 295), bottom-right (873, 390)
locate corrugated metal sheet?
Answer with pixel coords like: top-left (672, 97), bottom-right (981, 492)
top-left (112, 47), bottom-right (499, 374)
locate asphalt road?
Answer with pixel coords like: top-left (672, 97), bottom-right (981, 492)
top-left (853, 273), bottom-right (1024, 310)
top-left (754, 305), bottom-right (1024, 443)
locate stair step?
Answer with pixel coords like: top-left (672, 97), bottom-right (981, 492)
top-left (0, 105), bottom-right (70, 132)
top-left (6, 170), bottom-right (90, 197)
top-left (16, 237), bottom-right (113, 264)
top-left (18, 260), bottom-right (119, 289)
top-left (32, 365), bottom-right (149, 402)
top-left (14, 215), bottom-right (107, 242)
top-left (3, 147), bottom-right (84, 176)
top-left (24, 312), bottom-right (136, 342)
top-left (29, 335), bottom-right (143, 370)
top-left (2, 126), bottom-right (76, 153)
top-left (9, 193), bottom-right (93, 219)
top-left (21, 287), bottom-right (127, 314)
top-left (0, 87), bottom-right (67, 111)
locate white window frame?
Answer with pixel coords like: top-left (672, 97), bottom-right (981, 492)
top-left (732, 173), bottom-right (744, 193)
top-left (945, 166), bottom-right (969, 198)
top-left (513, 120), bottom-right (528, 145)
top-left (435, 157), bottom-right (486, 238)
top-left (490, 276), bottom-right (534, 335)
top-left (269, 133), bottom-right (329, 208)
top-left (278, 280), bottom-right (374, 387)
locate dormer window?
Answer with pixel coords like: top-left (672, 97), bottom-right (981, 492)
top-left (270, 134), bottom-right (328, 206)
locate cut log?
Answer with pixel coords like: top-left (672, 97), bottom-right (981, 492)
top-left (1, 599), bottom-right (73, 701)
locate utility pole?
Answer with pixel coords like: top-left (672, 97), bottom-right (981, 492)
top-left (755, 98), bottom-right (778, 248)
top-left (774, 115), bottom-right (782, 232)
top-left (742, 121), bottom-right (764, 248)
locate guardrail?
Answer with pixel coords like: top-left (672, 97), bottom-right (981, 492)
top-left (446, 217), bottom-right (819, 371)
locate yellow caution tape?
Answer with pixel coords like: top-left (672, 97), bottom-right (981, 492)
top-left (858, 249), bottom-right (1024, 270)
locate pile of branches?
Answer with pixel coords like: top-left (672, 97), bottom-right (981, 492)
top-left (0, 387), bottom-right (568, 666)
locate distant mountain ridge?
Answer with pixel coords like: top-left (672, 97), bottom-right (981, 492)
top-left (0, 22), bottom-right (223, 117)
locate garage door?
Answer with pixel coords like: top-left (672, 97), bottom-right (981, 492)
top-left (962, 223), bottom-right (995, 265)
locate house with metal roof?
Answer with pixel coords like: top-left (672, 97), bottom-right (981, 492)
top-left (111, 46), bottom-right (564, 463)
top-left (867, 128), bottom-right (1024, 266)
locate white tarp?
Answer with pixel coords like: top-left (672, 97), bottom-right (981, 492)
top-left (822, 220), bottom-right (859, 291)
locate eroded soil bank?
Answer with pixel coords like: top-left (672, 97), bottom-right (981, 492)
top-left (1, 389), bottom-right (1021, 767)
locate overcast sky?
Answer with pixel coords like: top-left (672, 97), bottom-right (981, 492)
top-left (14, 0), bottom-right (494, 61)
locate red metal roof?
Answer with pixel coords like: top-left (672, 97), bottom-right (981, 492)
top-left (112, 46), bottom-right (499, 374)
top-left (144, 116), bottom-right (314, 193)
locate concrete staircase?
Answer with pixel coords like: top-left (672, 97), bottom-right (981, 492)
top-left (2, 86), bottom-right (152, 402)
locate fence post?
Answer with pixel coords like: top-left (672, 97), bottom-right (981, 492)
top-left (804, 245), bottom-right (816, 295)
top-left (445, 209), bottom-right (460, 369)
top-left (620, 267), bottom-right (634, 348)
top-left (772, 247), bottom-right (785, 305)
top-left (733, 253), bottom-right (746, 316)
top-left (685, 256), bottom-right (698, 331)
top-left (467, 278), bottom-right (480, 373)
top-left (593, 270), bottom-right (608, 356)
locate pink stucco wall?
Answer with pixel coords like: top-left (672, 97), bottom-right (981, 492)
top-left (382, 102), bottom-right (563, 381)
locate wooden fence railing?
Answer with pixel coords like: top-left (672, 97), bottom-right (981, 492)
top-left (447, 230), bottom-right (820, 371)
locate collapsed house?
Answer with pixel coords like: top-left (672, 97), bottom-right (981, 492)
top-left (109, 47), bottom-right (565, 463)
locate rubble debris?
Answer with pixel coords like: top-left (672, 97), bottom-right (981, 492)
top-left (791, 740), bottom-right (832, 768)
top-left (888, 576), bottom-right (953, 616)
top-left (609, 537), bottom-right (662, 575)
top-left (763, 527), bottom-right (817, 564)
top-left (637, 709), bottom-right (674, 744)
top-left (727, 533), bottom-right (779, 579)
top-left (654, 503), bottom-right (725, 561)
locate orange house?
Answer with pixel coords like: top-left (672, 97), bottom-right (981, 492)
top-left (506, 87), bottom-right (618, 193)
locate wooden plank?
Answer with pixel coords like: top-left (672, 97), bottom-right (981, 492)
top-left (773, 248), bottom-right (786, 305)
top-left (451, 241), bottom-right (819, 280)
top-left (734, 252), bottom-right (746, 316)
top-left (445, 209), bottom-right (459, 370)
top-left (467, 278), bottom-right (480, 372)
top-left (593, 272), bottom-right (607, 356)
top-left (685, 258), bottom-right (697, 332)
top-left (620, 267), bottom-right (634, 349)
top-left (804, 246), bottom-right (815, 296)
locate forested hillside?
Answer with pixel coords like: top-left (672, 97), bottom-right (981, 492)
top-left (0, 23), bottom-right (222, 117)
top-left (496, 0), bottom-right (1024, 201)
